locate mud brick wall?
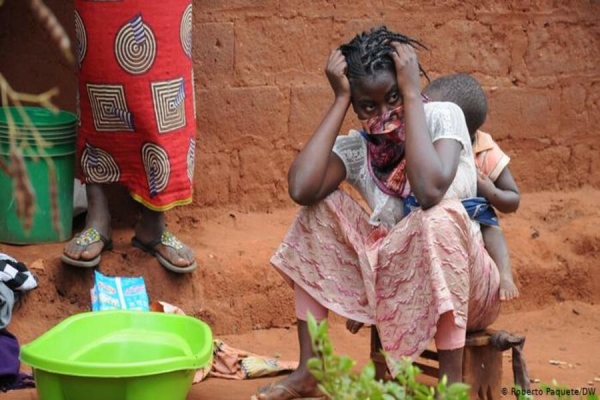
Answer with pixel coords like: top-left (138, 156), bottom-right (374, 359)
top-left (1, 0), bottom-right (599, 211)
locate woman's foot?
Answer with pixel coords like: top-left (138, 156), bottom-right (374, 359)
top-left (62, 184), bottom-right (112, 267)
top-left (499, 275), bottom-right (519, 301)
top-left (346, 318), bottom-right (364, 334)
top-left (133, 208), bottom-right (196, 272)
top-left (62, 228), bottom-right (113, 267)
top-left (252, 370), bottom-right (323, 400)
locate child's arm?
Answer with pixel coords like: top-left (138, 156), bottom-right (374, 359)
top-left (477, 167), bottom-right (520, 213)
top-left (287, 50), bottom-right (349, 206)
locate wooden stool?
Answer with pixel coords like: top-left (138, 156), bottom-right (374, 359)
top-left (371, 328), bottom-right (503, 400)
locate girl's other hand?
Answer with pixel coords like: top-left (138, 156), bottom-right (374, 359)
top-left (390, 42), bottom-right (421, 98)
top-left (325, 49), bottom-right (351, 100)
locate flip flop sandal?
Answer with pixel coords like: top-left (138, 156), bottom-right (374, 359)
top-left (250, 382), bottom-right (326, 400)
top-left (131, 231), bottom-right (197, 274)
top-left (60, 228), bottom-right (113, 268)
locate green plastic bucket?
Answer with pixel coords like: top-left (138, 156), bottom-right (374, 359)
top-left (20, 311), bottom-right (214, 400)
top-left (0, 107), bottom-right (77, 244)
top-left (0, 106), bottom-right (77, 127)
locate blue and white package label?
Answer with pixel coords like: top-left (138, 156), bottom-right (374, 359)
top-left (91, 270), bottom-right (149, 311)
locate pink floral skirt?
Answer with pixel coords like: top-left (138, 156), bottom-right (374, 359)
top-left (271, 190), bottom-right (500, 370)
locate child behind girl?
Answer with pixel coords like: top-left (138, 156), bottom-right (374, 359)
top-left (423, 73), bottom-right (520, 301)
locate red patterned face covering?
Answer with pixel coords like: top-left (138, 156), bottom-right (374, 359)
top-left (360, 106), bottom-right (411, 198)
top-left (361, 106), bottom-right (405, 137)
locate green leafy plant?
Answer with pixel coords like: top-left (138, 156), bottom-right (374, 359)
top-left (305, 314), bottom-right (599, 400)
top-left (306, 314), bottom-right (469, 400)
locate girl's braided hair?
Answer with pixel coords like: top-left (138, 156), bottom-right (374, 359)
top-left (340, 26), bottom-right (429, 86)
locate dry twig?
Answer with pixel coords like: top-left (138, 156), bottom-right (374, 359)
top-left (30, 0), bottom-right (74, 65)
top-left (9, 149), bottom-right (35, 232)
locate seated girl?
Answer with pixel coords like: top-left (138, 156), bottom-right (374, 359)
top-left (253, 26), bottom-right (500, 400)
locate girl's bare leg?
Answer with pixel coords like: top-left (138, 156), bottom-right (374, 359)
top-left (254, 320), bottom-right (322, 400)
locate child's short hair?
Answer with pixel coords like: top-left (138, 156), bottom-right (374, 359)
top-left (423, 73), bottom-right (488, 139)
top-left (340, 26), bottom-right (428, 88)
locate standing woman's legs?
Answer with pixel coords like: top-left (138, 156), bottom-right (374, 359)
top-left (73, 0), bottom-right (197, 271)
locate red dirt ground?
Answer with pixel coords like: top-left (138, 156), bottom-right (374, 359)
top-left (2, 188), bottom-right (600, 399)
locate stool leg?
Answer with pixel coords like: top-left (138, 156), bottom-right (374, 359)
top-left (463, 345), bottom-right (502, 399)
top-left (370, 326), bottom-right (387, 380)
top-left (438, 348), bottom-right (464, 384)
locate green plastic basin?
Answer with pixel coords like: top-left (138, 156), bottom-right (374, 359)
top-left (20, 311), bottom-right (213, 400)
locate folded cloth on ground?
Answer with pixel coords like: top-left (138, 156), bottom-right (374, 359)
top-left (193, 340), bottom-right (299, 383)
top-left (0, 283), bottom-right (14, 330)
top-left (0, 254), bottom-right (38, 292)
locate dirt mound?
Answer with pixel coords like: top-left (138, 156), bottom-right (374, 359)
top-left (2, 188), bottom-right (598, 345)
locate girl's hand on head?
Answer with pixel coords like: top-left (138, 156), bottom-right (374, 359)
top-left (390, 42), bottom-right (421, 98)
top-left (325, 49), bottom-right (351, 101)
